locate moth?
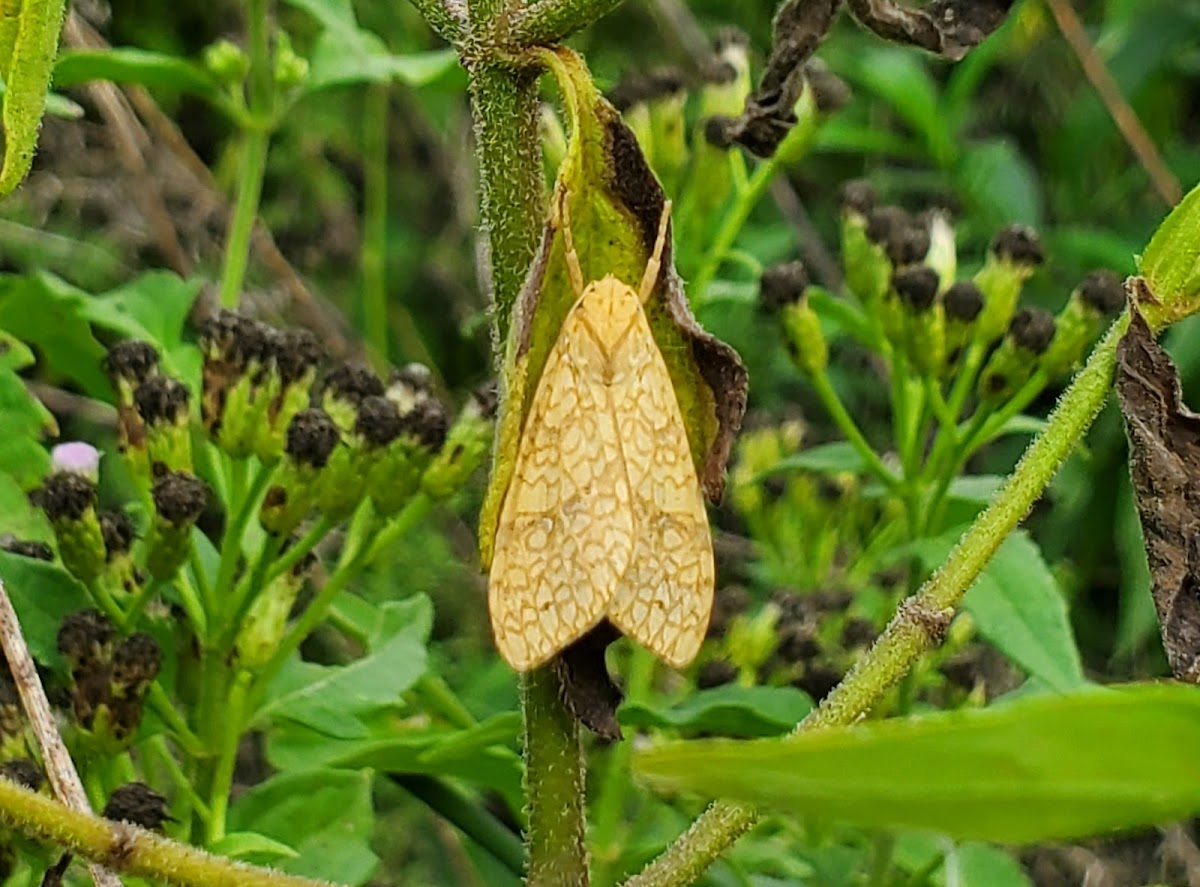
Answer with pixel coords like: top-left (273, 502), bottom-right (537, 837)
top-left (488, 194), bottom-right (715, 671)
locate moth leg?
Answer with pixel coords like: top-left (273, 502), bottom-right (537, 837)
top-left (638, 199), bottom-right (673, 304)
top-left (559, 189), bottom-right (586, 297)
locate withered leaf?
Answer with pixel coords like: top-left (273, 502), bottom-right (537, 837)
top-left (846, 0), bottom-right (1015, 61)
top-left (1116, 307), bottom-right (1200, 681)
top-left (554, 623), bottom-right (624, 741)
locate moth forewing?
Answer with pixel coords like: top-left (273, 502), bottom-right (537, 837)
top-left (487, 195), bottom-right (715, 671)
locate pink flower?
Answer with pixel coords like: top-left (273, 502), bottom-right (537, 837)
top-left (50, 442), bottom-right (102, 481)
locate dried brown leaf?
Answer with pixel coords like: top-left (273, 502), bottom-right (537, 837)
top-left (1116, 307), bottom-right (1200, 681)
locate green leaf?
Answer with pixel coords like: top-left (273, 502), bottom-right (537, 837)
top-left (227, 768), bottom-right (378, 884)
top-left (0, 553), bottom-right (90, 667)
top-left (1139, 176), bottom-right (1200, 320)
top-left (53, 49), bottom-right (222, 101)
top-left (0, 274), bottom-right (109, 398)
top-left (945, 475), bottom-right (1004, 504)
top-left (0, 364), bottom-right (53, 490)
top-left (0, 330), bottom-right (35, 371)
top-left (955, 138), bottom-right (1043, 229)
top-left (79, 272), bottom-right (204, 385)
top-left (266, 713), bottom-right (523, 812)
top-left (207, 831), bottom-right (300, 862)
top-left (0, 0), bottom-right (68, 197)
top-left (767, 441), bottom-right (866, 476)
top-left (257, 598), bottom-right (429, 737)
top-left (915, 530), bottom-right (1086, 691)
top-left (634, 683), bottom-right (1200, 843)
top-left (621, 685), bottom-right (813, 738)
top-left (307, 35), bottom-right (457, 91)
top-left (282, 0), bottom-right (457, 91)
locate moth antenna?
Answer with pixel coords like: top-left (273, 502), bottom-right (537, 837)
top-left (639, 199), bottom-right (672, 304)
top-left (559, 190), bottom-right (585, 297)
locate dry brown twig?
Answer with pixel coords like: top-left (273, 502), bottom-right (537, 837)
top-left (0, 578), bottom-right (122, 887)
top-left (1043, 0), bottom-right (1181, 206)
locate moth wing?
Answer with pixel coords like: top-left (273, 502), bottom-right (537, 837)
top-left (488, 292), bottom-right (635, 671)
top-left (606, 297), bottom-right (715, 669)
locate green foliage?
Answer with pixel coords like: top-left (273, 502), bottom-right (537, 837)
top-left (0, 0), bottom-right (1195, 886)
top-left (635, 684), bottom-right (1200, 843)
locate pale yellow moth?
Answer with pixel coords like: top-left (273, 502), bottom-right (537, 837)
top-left (488, 194), bottom-right (715, 671)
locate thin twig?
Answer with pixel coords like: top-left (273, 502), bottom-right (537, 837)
top-left (1043, 0), bottom-right (1181, 206)
top-left (0, 578), bottom-right (122, 887)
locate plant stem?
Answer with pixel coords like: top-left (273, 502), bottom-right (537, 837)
top-left (362, 82), bottom-right (391, 368)
top-left (0, 775), bottom-right (334, 887)
top-left (522, 666), bottom-right (589, 886)
top-left (207, 670), bottom-right (252, 843)
top-left (464, 60), bottom-right (545, 347)
top-left (623, 315), bottom-right (1125, 886)
top-left (218, 0), bottom-right (273, 308)
top-left (808, 366), bottom-right (898, 491)
top-left (504, 0), bottom-right (628, 45)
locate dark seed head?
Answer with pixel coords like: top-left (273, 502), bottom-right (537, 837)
top-left (1078, 269), bottom-right (1125, 314)
top-left (285, 408), bottom-right (341, 468)
top-left (944, 281), bottom-right (985, 322)
top-left (1009, 307), bottom-right (1057, 355)
top-left (990, 224), bottom-right (1045, 266)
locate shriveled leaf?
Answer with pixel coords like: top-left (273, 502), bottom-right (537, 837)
top-left (621, 684), bottom-right (813, 738)
top-left (1116, 307), bottom-right (1200, 680)
top-left (846, 0), bottom-right (1015, 61)
top-left (635, 683), bottom-right (1200, 843)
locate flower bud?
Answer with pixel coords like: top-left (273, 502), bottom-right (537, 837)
top-left (272, 31), bottom-right (309, 91)
top-left (133, 375), bottom-right (193, 478)
top-left (318, 394), bottom-right (403, 520)
top-left (780, 293), bottom-right (827, 377)
top-left (841, 197), bottom-right (892, 308)
top-left (58, 610), bottom-right (115, 730)
top-left (973, 225), bottom-right (1045, 345)
top-left (144, 472), bottom-right (209, 580)
top-left (104, 341), bottom-right (160, 481)
top-left (319, 363), bottom-right (385, 434)
top-left (977, 307), bottom-right (1057, 402)
top-left (38, 472), bottom-right (105, 585)
top-left (103, 783), bottom-right (171, 831)
top-left (421, 385), bottom-right (496, 500)
top-left (203, 39), bottom-right (249, 87)
top-left (1041, 269), bottom-right (1124, 377)
top-left (369, 376), bottom-right (451, 516)
top-left (893, 266), bottom-right (945, 377)
top-left (108, 633), bottom-right (162, 742)
top-left (234, 551), bottom-right (315, 669)
top-left (260, 408), bottom-right (340, 535)
top-left (100, 508), bottom-right (140, 597)
top-left (759, 261), bottom-right (809, 314)
top-left (199, 311), bottom-right (278, 458)
top-left (942, 280), bottom-right (984, 368)
top-left (255, 328), bottom-right (322, 463)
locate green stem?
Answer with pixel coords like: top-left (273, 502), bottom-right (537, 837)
top-left (808, 367), bottom-right (898, 491)
top-left (408, 0), bottom-right (463, 42)
top-left (391, 774), bottom-right (525, 876)
top-left (503, 0), bottom-right (628, 45)
top-left (622, 316), bottom-right (1125, 886)
top-left (207, 670), bottom-right (252, 843)
top-left (0, 776), bottom-right (332, 887)
top-left (362, 82), bottom-right (390, 368)
top-left (217, 0), bottom-right (274, 308)
top-left (147, 684), bottom-right (206, 758)
top-left (146, 735), bottom-right (211, 821)
top-left (522, 667), bottom-right (588, 887)
top-left (266, 515), bottom-right (336, 585)
top-left (692, 155), bottom-right (784, 301)
top-left (464, 60), bottom-right (545, 347)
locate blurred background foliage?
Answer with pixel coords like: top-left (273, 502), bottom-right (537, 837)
top-left (1, 0), bottom-right (1199, 884)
